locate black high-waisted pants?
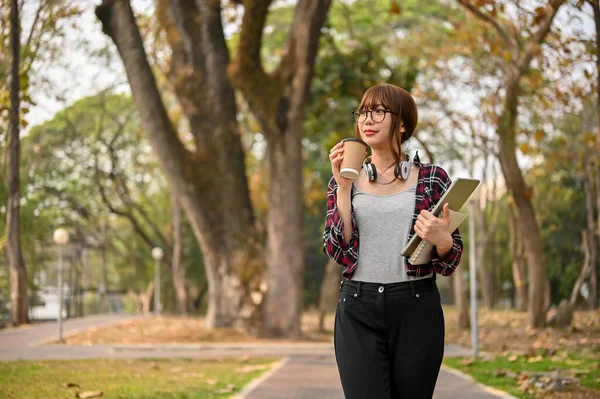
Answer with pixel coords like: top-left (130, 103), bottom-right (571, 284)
top-left (334, 277), bottom-right (445, 399)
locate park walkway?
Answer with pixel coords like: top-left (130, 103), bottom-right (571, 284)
top-left (0, 315), bottom-right (516, 398)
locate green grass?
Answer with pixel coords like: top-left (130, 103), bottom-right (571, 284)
top-left (443, 351), bottom-right (600, 399)
top-left (0, 357), bottom-right (278, 399)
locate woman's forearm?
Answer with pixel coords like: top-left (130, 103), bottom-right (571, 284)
top-left (336, 186), bottom-right (353, 244)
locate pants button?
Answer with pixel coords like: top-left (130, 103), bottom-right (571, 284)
top-left (416, 293), bottom-right (420, 298)
top-left (378, 286), bottom-right (384, 293)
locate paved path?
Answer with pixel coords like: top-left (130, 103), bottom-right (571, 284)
top-left (239, 351), bottom-right (513, 399)
top-left (1, 315), bottom-right (515, 399)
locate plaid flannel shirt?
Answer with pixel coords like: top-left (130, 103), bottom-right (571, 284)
top-left (322, 161), bottom-right (463, 279)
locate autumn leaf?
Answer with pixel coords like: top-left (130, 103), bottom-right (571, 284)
top-left (527, 355), bottom-right (543, 363)
top-left (77, 392), bottom-right (103, 398)
top-left (389, 1), bottom-right (401, 15)
top-left (60, 382), bottom-right (80, 388)
top-left (519, 143), bottom-right (530, 155)
top-left (462, 357), bottom-right (475, 366)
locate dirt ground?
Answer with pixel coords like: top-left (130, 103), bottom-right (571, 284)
top-left (443, 307), bottom-right (600, 356)
top-left (53, 307), bottom-right (600, 354)
top-left (53, 311), bottom-right (335, 345)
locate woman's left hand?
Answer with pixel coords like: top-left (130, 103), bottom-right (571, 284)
top-left (414, 203), bottom-right (453, 251)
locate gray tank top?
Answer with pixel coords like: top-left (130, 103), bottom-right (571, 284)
top-left (351, 184), bottom-right (433, 283)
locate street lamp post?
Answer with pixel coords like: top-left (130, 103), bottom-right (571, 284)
top-left (151, 247), bottom-right (164, 315)
top-left (53, 228), bottom-right (69, 342)
top-left (468, 203), bottom-right (479, 359)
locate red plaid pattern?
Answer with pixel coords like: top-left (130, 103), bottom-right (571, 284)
top-left (323, 162), bottom-right (463, 279)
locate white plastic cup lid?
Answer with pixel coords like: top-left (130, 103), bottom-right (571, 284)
top-left (340, 168), bottom-right (360, 179)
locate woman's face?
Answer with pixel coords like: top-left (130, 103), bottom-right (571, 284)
top-left (356, 104), bottom-right (396, 149)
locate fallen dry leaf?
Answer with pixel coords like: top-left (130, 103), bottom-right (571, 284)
top-left (461, 358), bottom-right (474, 366)
top-left (60, 382), bottom-right (80, 388)
top-left (508, 355), bottom-right (518, 362)
top-left (77, 391), bottom-right (103, 398)
top-left (215, 384), bottom-right (235, 394)
top-left (239, 354), bottom-right (252, 362)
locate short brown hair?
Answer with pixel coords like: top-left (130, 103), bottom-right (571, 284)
top-left (354, 83), bottom-right (418, 164)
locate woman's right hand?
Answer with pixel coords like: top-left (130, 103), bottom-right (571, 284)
top-left (328, 141), bottom-right (353, 191)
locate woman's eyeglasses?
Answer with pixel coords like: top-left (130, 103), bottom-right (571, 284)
top-left (352, 109), bottom-right (398, 123)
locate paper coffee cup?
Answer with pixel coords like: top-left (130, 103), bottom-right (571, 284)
top-left (339, 138), bottom-right (368, 180)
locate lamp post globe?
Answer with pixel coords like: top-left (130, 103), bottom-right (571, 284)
top-left (53, 228), bottom-right (69, 245)
top-left (151, 247), bottom-right (164, 260)
top-left (151, 247), bottom-right (163, 314)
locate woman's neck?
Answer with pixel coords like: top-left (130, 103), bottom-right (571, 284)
top-left (371, 150), bottom-right (397, 170)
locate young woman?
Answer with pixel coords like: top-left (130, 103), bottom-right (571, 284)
top-left (323, 83), bottom-right (463, 399)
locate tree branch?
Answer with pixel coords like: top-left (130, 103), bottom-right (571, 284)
top-left (235, 0), bottom-right (272, 72)
top-left (95, 0), bottom-right (194, 173)
top-left (456, 0), bottom-right (516, 52)
top-left (518, 0), bottom-right (566, 76)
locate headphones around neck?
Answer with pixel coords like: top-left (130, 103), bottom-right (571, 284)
top-left (362, 151), bottom-right (420, 182)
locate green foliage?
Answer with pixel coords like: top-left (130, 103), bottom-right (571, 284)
top-left (9, 91), bottom-right (205, 314)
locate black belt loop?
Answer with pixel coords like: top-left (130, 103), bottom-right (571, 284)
top-left (410, 281), bottom-right (416, 297)
top-left (340, 280), bottom-right (345, 292)
top-left (356, 281), bottom-right (362, 297)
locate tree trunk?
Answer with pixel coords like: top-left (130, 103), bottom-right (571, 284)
top-left (7, 0), bottom-right (29, 326)
top-left (260, 130), bottom-right (305, 337)
top-left (229, 0), bottom-right (332, 337)
top-left (497, 73), bottom-right (548, 327)
top-left (585, 152), bottom-right (598, 308)
top-left (572, 231), bottom-right (592, 308)
top-left (142, 281), bottom-right (154, 315)
top-left (96, 0), bottom-right (258, 328)
top-left (318, 259), bottom-right (339, 332)
top-left (171, 192), bottom-right (188, 314)
top-left (591, 0), bottom-right (600, 310)
top-left (474, 199), bottom-right (496, 309)
top-left (453, 268), bottom-right (470, 329)
top-left (551, 229), bottom-right (593, 328)
top-left (508, 188), bottom-right (528, 312)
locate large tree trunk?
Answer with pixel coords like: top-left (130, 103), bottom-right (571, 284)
top-left (171, 192), bottom-right (188, 314)
top-left (96, 0), bottom-right (258, 328)
top-left (262, 131), bottom-right (305, 337)
top-left (7, 0), bottom-right (29, 326)
top-left (496, 68), bottom-right (550, 327)
top-left (229, 0), bottom-right (332, 337)
top-left (498, 127), bottom-right (547, 327)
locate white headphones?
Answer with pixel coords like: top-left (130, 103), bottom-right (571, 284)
top-left (362, 153), bottom-right (414, 181)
